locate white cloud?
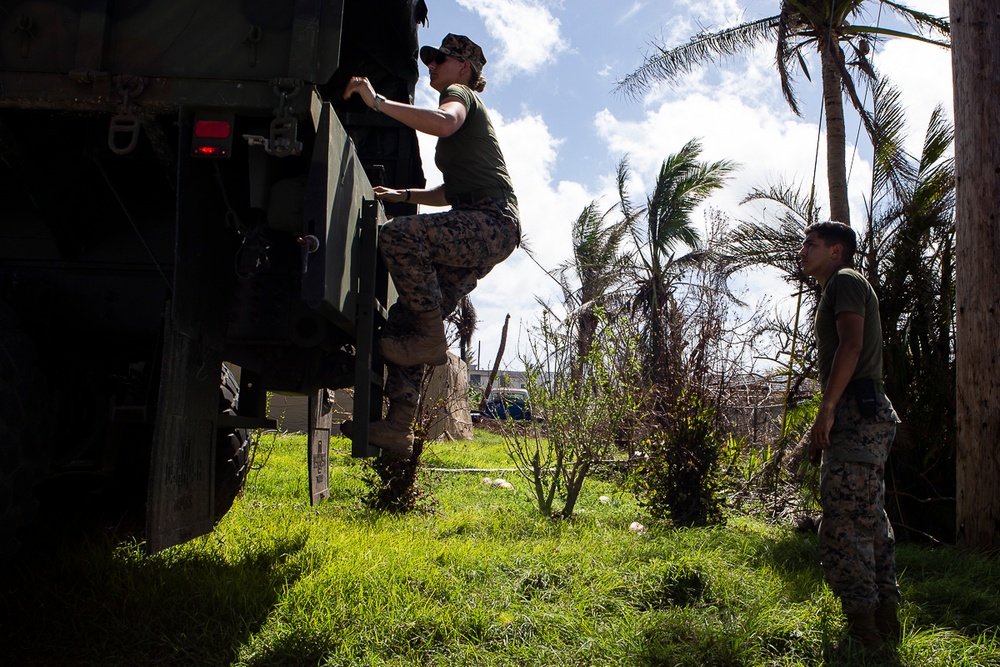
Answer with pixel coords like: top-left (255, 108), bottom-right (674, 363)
top-left (889, 0), bottom-right (949, 21)
top-left (471, 108), bottom-right (593, 368)
top-left (653, 0), bottom-right (746, 48)
top-left (617, 2), bottom-right (646, 25)
top-left (674, 0), bottom-right (744, 27)
top-left (594, 89), bottom-right (873, 229)
top-left (874, 37), bottom-right (953, 156)
top-left (454, 0), bottom-right (569, 79)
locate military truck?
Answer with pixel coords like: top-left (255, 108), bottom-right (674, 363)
top-left (0, 0), bottom-right (427, 558)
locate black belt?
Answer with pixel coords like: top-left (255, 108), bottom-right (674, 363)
top-left (848, 378), bottom-right (884, 394)
top-left (447, 188), bottom-right (512, 205)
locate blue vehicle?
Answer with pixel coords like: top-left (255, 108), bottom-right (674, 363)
top-left (484, 389), bottom-right (532, 421)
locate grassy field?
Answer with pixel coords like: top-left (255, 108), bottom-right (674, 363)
top-left (2, 431), bottom-right (997, 667)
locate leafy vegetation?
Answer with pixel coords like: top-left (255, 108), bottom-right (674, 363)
top-left (2, 432), bottom-right (997, 666)
top-left (636, 389), bottom-right (726, 527)
top-left (499, 310), bottom-right (641, 518)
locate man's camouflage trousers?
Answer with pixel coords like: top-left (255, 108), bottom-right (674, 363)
top-left (379, 197), bottom-right (520, 405)
top-left (819, 393), bottom-right (900, 616)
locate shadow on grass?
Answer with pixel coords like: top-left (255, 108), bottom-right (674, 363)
top-left (632, 523), bottom-right (1000, 667)
top-left (747, 524), bottom-right (1000, 639)
top-left (895, 544), bottom-right (1000, 637)
top-left (1, 519), bottom-right (308, 667)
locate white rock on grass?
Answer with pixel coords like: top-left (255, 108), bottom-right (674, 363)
top-left (599, 495), bottom-right (612, 504)
top-left (628, 521), bottom-right (647, 534)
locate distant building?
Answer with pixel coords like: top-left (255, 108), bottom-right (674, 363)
top-left (468, 368), bottom-right (530, 391)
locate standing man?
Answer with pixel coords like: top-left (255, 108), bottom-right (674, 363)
top-left (799, 221), bottom-right (901, 653)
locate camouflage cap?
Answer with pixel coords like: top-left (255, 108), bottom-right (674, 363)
top-left (419, 33), bottom-right (487, 71)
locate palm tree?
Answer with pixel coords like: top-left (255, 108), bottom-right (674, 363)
top-left (618, 140), bottom-right (736, 385)
top-left (557, 202), bottom-right (628, 379)
top-left (615, 1), bottom-right (949, 226)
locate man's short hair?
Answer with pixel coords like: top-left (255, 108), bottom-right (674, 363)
top-left (804, 220), bottom-right (856, 265)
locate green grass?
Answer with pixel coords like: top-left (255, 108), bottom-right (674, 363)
top-left (2, 431), bottom-right (997, 666)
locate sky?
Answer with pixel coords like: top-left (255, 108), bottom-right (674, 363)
top-left (401, 0), bottom-right (954, 371)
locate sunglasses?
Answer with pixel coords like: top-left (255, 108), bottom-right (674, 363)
top-left (433, 52), bottom-right (464, 65)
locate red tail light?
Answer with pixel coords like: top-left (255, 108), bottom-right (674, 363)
top-left (191, 113), bottom-right (235, 158)
top-left (194, 120), bottom-right (232, 139)
top-left (193, 145), bottom-right (228, 157)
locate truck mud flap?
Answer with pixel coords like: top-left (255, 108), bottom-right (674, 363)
top-left (308, 388), bottom-right (333, 503)
top-left (146, 325), bottom-right (221, 554)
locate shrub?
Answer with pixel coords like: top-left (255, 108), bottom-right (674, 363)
top-left (635, 388), bottom-right (724, 527)
top-left (500, 310), bottom-right (641, 518)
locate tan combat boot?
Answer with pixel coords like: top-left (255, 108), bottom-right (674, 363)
top-left (874, 601), bottom-right (902, 645)
top-left (844, 611), bottom-right (883, 652)
top-left (369, 401), bottom-right (415, 457)
top-left (340, 401), bottom-right (415, 458)
top-left (377, 308), bottom-right (447, 367)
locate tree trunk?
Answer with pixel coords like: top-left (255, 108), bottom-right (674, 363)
top-left (951, 0), bottom-right (1000, 550)
top-left (479, 313), bottom-right (510, 412)
top-left (821, 41), bottom-right (851, 225)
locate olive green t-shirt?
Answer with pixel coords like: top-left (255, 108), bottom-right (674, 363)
top-left (435, 84), bottom-right (515, 203)
top-left (815, 267), bottom-right (883, 392)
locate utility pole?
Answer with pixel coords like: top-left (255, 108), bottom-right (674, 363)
top-left (950, 0), bottom-right (1000, 550)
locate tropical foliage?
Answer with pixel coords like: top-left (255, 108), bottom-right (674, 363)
top-left (617, 142), bottom-right (736, 388)
top-left (616, 0), bottom-right (950, 225)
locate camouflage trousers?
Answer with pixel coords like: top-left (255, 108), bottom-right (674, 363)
top-left (379, 197), bottom-right (519, 405)
top-left (819, 398), bottom-right (900, 616)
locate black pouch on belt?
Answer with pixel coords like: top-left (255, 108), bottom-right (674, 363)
top-left (851, 378), bottom-right (877, 419)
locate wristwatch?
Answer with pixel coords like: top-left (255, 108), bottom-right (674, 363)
top-left (372, 94), bottom-right (386, 112)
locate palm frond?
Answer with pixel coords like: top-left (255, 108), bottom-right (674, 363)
top-left (615, 16), bottom-right (781, 99)
top-left (725, 180), bottom-right (825, 283)
top-left (880, 0), bottom-right (950, 40)
top-left (720, 216), bottom-right (807, 282)
top-left (643, 139), bottom-right (737, 259)
top-left (776, 7), bottom-right (803, 115)
top-left (871, 77), bottom-right (917, 210)
top-left (740, 182), bottom-right (821, 222)
top-left (570, 201), bottom-right (628, 307)
top-left (615, 156), bottom-right (640, 226)
top-left (918, 104), bottom-right (954, 178)
top-left (846, 24), bottom-right (949, 48)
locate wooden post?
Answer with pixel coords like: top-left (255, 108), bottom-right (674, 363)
top-left (951, 0), bottom-right (1000, 550)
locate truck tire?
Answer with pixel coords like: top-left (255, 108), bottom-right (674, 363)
top-left (215, 365), bottom-right (253, 520)
top-left (0, 302), bottom-right (52, 563)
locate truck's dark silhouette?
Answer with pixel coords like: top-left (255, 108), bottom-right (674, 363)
top-left (0, 0), bottom-right (427, 558)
